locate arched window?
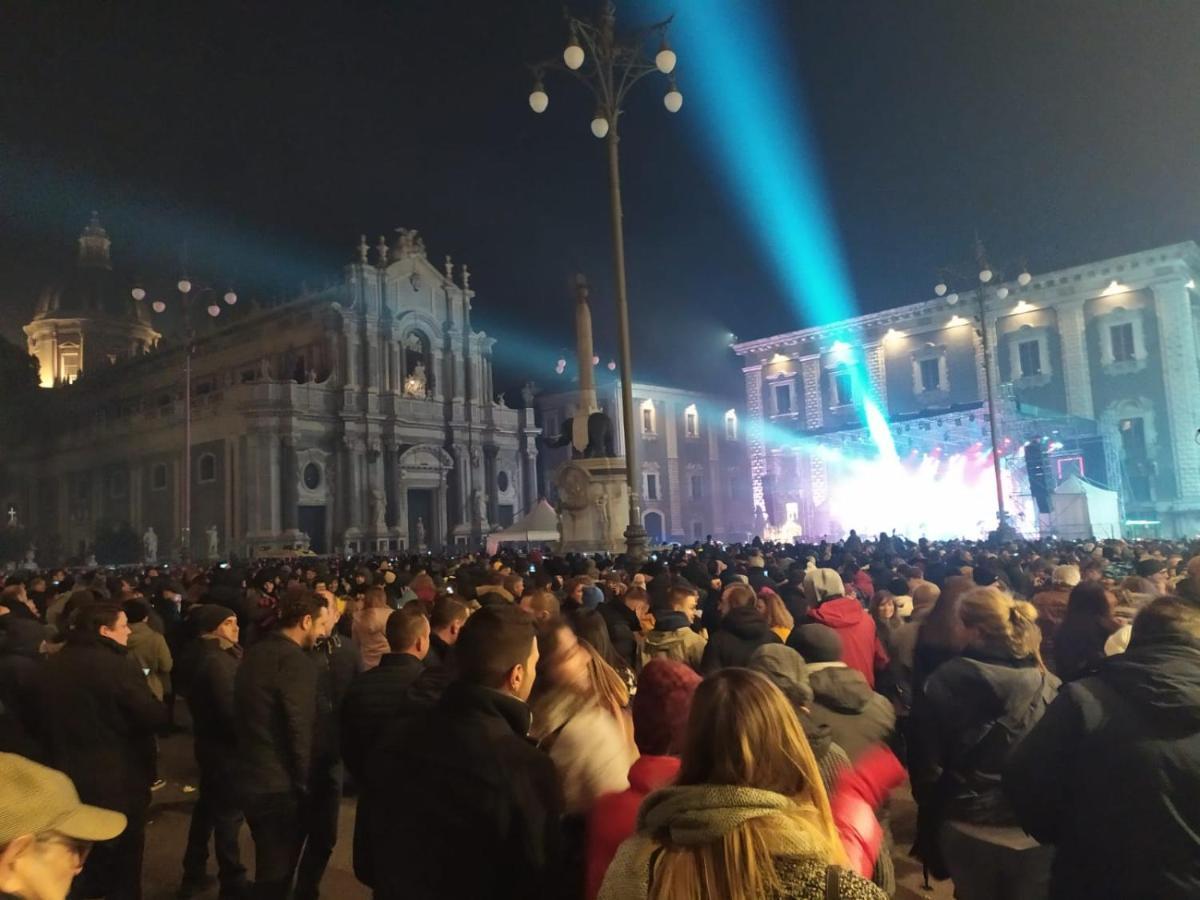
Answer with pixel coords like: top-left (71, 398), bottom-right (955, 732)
top-left (401, 331), bottom-right (432, 398)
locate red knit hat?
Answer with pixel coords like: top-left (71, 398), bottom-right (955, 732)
top-left (633, 659), bottom-right (702, 755)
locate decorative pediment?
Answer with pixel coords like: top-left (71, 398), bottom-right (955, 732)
top-left (398, 444), bottom-right (453, 471)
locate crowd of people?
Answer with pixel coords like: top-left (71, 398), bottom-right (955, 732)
top-left (1, 530), bottom-right (1199, 900)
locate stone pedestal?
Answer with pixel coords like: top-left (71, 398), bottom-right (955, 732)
top-left (555, 458), bottom-right (631, 554)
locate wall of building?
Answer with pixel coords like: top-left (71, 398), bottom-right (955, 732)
top-left (734, 242), bottom-right (1200, 539)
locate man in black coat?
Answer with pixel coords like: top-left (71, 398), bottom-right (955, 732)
top-left (39, 602), bottom-right (166, 900)
top-left (342, 606), bottom-right (430, 883)
top-left (425, 595), bottom-right (468, 670)
top-left (177, 604), bottom-right (247, 898)
top-left (234, 590), bottom-right (330, 900)
top-left (363, 604), bottom-right (563, 899)
top-left (700, 590), bottom-right (781, 675)
top-left (293, 593), bottom-right (362, 900)
top-left (1005, 596), bottom-right (1200, 900)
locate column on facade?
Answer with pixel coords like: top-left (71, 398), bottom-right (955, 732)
top-left (341, 323), bottom-right (359, 387)
top-left (223, 439), bottom-right (235, 549)
top-left (280, 437), bottom-right (299, 532)
top-left (523, 448), bottom-right (538, 512)
top-left (743, 365), bottom-right (766, 515)
top-left (387, 340), bottom-right (400, 394)
top-left (436, 471), bottom-right (450, 548)
top-left (665, 400), bottom-right (681, 538)
top-left (368, 438), bottom-right (387, 537)
top-left (448, 331), bottom-right (465, 402)
top-left (129, 462), bottom-right (143, 535)
top-left (800, 356), bottom-right (823, 429)
top-left (430, 347), bottom-right (445, 401)
top-left (345, 437), bottom-right (364, 530)
top-left (1153, 280), bottom-right (1200, 502)
top-left (1055, 300), bottom-right (1094, 420)
top-left (394, 468), bottom-right (409, 548)
top-left (867, 344), bottom-right (888, 411)
top-left (707, 425), bottom-right (725, 539)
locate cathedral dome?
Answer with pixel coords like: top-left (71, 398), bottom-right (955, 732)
top-left (32, 212), bottom-right (150, 324)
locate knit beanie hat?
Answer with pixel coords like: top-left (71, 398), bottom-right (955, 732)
top-left (787, 623), bottom-right (843, 664)
top-left (581, 585), bottom-right (604, 610)
top-left (191, 604), bottom-right (237, 634)
top-left (747, 644), bottom-right (814, 708)
top-left (633, 659), bottom-right (702, 755)
top-left (803, 568), bottom-right (845, 606)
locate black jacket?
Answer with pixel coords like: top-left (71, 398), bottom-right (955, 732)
top-left (699, 606), bottom-right (781, 674)
top-left (363, 681), bottom-right (563, 899)
top-left (596, 601), bottom-right (638, 668)
top-left (911, 650), bottom-right (1058, 827)
top-left (179, 636), bottom-right (241, 771)
top-left (425, 633), bottom-right (452, 670)
top-left (38, 632), bottom-right (165, 814)
top-left (310, 634), bottom-right (362, 768)
top-left (340, 652), bottom-right (424, 781)
top-left (1005, 637), bottom-right (1200, 900)
top-left (234, 632), bottom-right (319, 797)
top-left (807, 664), bottom-right (896, 761)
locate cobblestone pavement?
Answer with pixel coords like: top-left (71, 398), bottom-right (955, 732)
top-left (144, 721), bottom-right (952, 900)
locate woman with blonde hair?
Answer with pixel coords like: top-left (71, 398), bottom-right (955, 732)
top-left (351, 585), bottom-right (393, 669)
top-left (599, 668), bottom-right (885, 900)
top-left (761, 586), bottom-right (795, 642)
top-left (909, 587), bottom-right (1060, 899)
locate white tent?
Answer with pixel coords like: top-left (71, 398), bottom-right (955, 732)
top-left (485, 499), bottom-right (561, 555)
top-left (1048, 473), bottom-right (1122, 540)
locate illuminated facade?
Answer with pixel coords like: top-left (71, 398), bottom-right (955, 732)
top-left (23, 214), bottom-right (161, 387)
top-left (735, 242), bottom-right (1200, 539)
top-left (7, 223), bottom-right (538, 561)
top-left (536, 381), bottom-right (753, 543)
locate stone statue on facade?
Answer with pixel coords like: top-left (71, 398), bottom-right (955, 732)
top-left (521, 382), bottom-right (535, 409)
top-left (143, 527), bottom-right (158, 563)
top-left (258, 357), bottom-right (272, 381)
top-left (21, 546), bottom-right (36, 571)
top-left (206, 525), bottom-right (219, 560)
top-left (474, 489), bottom-right (488, 528)
top-left (403, 362), bottom-right (427, 399)
top-left (370, 484), bottom-right (387, 530)
top-left (595, 494), bottom-right (610, 531)
top-left (415, 516), bottom-right (427, 549)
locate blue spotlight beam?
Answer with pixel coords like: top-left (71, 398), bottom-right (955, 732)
top-left (666, 1), bottom-right (895, 453)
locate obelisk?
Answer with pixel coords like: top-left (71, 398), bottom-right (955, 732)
top-left (572, 273), bottom-right (600, 454)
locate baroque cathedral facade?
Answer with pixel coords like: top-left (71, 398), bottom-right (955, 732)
top-left (6, 217), bottom-right (539, 561)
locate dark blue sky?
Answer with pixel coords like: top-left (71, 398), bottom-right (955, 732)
top-left (1, 0), bottom-right (1197, 397)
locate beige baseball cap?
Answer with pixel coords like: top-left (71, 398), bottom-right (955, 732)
top-left (0, 754), bottom-right (127, 844)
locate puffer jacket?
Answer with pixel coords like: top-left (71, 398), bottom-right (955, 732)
top-left (807, 663), bottom-right (896, 761)
top-left (809, 598), bottom-right (888, 689)
top-left (1005, 635), bottom-right (1200, 900)
top-left (699, 606), bottom-right (781, 675)
top-left (641, 611), bottom-right (706, 671)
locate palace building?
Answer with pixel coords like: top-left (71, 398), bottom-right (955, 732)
top-left (5, 217), bottom-right (539, 561)
top-left (734, 242), bottom-right (1200, 540)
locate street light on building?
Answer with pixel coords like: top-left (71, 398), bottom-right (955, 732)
top-left (528, 0), bottom-right (679, 560)
top-left (935, 239), bottom-right (1031, 537)
top-left (137, 279), bottom-right (237, 561)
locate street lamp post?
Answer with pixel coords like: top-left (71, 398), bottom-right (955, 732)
top-left (138, 280), bottom-right (237, 561)
top-left (935, 240), bottom-right (1031, 538)
top-left (530, 1), bottom-right (680, 561)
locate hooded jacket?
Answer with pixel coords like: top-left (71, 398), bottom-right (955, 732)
top-left (699, 606), bottom-right (781, 675)
top-left (1005, 636), bottom-right (1200, 900)
top-left (642, 610), bottom-right (706, 671)
top-left (597, 783), bottom-right (887, 900)
top-left (585, 755), bottom-right (680, 900)
top-left (807, 664), bottom-right (896, 761)
top-left (809, 598), bottom-right (888, 689)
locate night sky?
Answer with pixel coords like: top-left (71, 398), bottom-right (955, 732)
top-left (2, 0), bottom-right (1198, 397)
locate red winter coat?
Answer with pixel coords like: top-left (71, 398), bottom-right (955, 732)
top-left (830, 745), bottom-right (906, 878)
top-left (584, 755), bottom-right (680, 900)
top-left (810, 597), bottom-right (889, 689)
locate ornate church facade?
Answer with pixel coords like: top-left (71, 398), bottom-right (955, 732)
top-left (5, 218), bottom-right (539, 561)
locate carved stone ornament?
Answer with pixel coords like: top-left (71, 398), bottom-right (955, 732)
top-left (558, 465), bottom-right (590, 511)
